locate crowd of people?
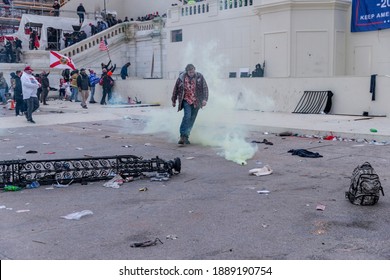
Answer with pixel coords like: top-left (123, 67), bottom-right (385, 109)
top-left (0, 59), bottom-right (133, 124)
top-left (0, 37), bottom-right (22, 63)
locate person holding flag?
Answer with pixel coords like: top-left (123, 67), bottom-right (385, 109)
top-left (99, 39), bottom-right (116, 73)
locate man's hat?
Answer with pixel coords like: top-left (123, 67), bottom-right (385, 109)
top-left (24, 66), bottom-right (33, 71)
top-left (80, 68), bottom-right (86, 71)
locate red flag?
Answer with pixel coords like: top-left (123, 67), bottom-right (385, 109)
top-left (99, 39), bottom-right (109, 51)
top-left (49, 51), bottom-right (76, 70)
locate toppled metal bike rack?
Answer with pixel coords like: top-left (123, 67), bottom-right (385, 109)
top-left (0, 155), bottom-right (181, 188)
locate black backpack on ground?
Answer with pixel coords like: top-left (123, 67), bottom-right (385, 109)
top-left (346, 162), bottom-right (384, 206)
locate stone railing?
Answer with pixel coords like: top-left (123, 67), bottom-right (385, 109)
top-left (60, 22), bottom-right (128, 59)
top-left (180, 1), bottom-right (210, 17)
top-left (219, 0), bottom-right (253, 11)
top-left (167, 0), bottom-right (253, 22)
top-left (59, 18), bottom-right (166, 59)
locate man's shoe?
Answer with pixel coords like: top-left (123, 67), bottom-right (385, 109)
top-left (28, 119), bottom-right (36, 124)
top-left (178, 136), bottom-right (185, 145)
top-left (184, 137), bottom-right (191, 145)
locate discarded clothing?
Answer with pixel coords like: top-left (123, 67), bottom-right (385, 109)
top-left (288, 149), bottom-right (323, 158)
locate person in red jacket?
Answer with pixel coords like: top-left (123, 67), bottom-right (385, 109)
top-left (171, 64), bottom-right (209, 145)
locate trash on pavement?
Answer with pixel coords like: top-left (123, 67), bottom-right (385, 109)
top-left (130, 238), bottom-right (163, 248)
top-left (249, 165), bottom-right (273, 176)
top-left (257, 190), bottom-right (270, 195)
top-left (52, 180), bottom-right (74, 188)
top-left (61, 210), bottom-right (93, 220)
top-left (26, 181), bottom-right (40, 189)
top-left (278, 131), bottom-right (293, 137)
top-left (139, 187), bottom-right (148, 192)
top-left (316, 204), bottom-right (326, 211)
top-left (16, 209), bottom-right (30, 213)
top-left (288, 149), bottom-right (323, 158)
top-left (103, 174), bottom-right (124, 188)
top-left (251, 139), bottom-right (274, 145)
top-left (150, 173), bottom-right (170, 182)
top-left (4, 185), bottom-right (22, 191)
top-left (166, 234), bottom-right (178, 240)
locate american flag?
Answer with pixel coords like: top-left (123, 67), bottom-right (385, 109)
top-left (99, 39), bottom-right (109, 51)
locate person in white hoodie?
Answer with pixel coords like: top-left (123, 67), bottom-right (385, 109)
top-left (21, 66), bottom-right (41, 123)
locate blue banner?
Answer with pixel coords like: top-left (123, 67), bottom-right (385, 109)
top-left (351, 0), bottom-right (390, 32)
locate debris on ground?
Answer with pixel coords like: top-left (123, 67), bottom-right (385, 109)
top-left (251, 139), bottom-right (274, 145)
top-left (103, 175), bottom-right (124, 188)
top-left (316, 204), bottom-right (326, 211)
top-left (249, 165), bottom-right (273, 176)
top-left (288, 149), bottom-right (323, 158)
top-left (16, 209), bottom-right (30, 213)
top-left (130, 238), bottom-right (163, 248)
top-left (52, 180), bottom-right (74, 188)
top-left (150, 172), bottom-right (170, 182)
top-left (26, 181), bottom-right (40, 189)
top-left (3, 185), bottom-right (22, 191)
top-left (166, 234), bottom-right (178, 240)
top-left (138, 187), bottom-right (148, 192)
top-left (278, 131), bottom-right (293, 137)
top-left (257, 190), bottom-right (270, 195)
top-left (61, 210), bottom-right (93, 220)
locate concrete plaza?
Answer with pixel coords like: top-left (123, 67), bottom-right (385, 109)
top-left (0, 100), bottom-right (389, 260)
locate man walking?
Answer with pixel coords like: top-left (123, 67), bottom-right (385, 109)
top-left (40, 71), bottom-right (50, 105)
top-left (13, 70), bottom-right (25, 116)
top-left (88, 69), bottom-right (99, 103)
top-left (21, 66), bottom-right (40, 124)
top-left (77, 68), bottom-right (89, 108)
top-left (171, 64), bottom-right (209, 145)
top-left (120, 62), bottom-right (131, 80)
top-left (0, 72), bottom-right (8, 105)
top-left (77, 3), bottom-right (86, 24)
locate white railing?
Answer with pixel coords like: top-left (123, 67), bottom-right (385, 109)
top-left (169, 0), bottom-right (253, 20)
top-left (60, 22), bottom-right (128, 58)
top-left (219, 0), bottom-right (253, 11)
top-left (58, 18), bottom-right (165, 63)
top-left (181, 1), bottom-right (210, 17)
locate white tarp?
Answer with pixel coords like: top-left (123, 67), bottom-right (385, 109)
top-left (14, 14), bottom-right (95, 50)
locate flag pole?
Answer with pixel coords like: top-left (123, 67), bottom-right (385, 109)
top-left (106, 48), bottom-right (111, 61)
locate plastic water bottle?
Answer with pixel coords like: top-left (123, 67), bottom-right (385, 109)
top-left (4, 185), bottom-right (22, 191)
top-left (26, 181), bottom-right (40, 189)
